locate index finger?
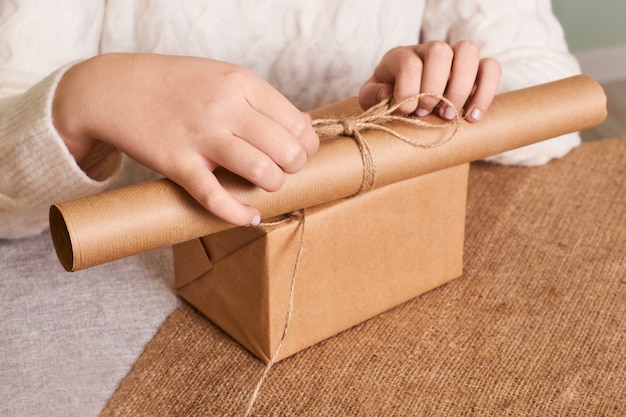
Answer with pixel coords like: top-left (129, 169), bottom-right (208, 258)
top-left (244, 79), bottom-right (320, 157)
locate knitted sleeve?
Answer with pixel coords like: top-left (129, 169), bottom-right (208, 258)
top-left (422, 0), bottom-right (583, 166)
top-left (0, 0), bottom-right (122, 238)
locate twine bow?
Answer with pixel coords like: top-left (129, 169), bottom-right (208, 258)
top-left (312, 93), bottom-right (460, 194)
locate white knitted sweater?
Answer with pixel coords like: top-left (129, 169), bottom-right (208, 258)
top-left (0, 2), bottom-right (584, 416)
top-left (0, 0), bottom-right (580, 237)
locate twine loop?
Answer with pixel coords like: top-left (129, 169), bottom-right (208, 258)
top-left (312, 93), bottom-right (460, 195)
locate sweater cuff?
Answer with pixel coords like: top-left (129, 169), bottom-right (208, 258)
top-left (0, 64), bottom-right (122, 237)
top-left (11, 63), bottom-right (121, 197)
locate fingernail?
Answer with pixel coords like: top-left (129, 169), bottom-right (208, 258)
top-left (444, 107), bottom-right (456, 120)
top-left (470, 108), bottom-right (482, 121)
top-left (251, 214), bottom-right (261, 226)
top-left (416, 108), bottom-right (429, 117)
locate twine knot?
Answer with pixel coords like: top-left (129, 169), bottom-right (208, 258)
top-left (341, 120), bottom-right (356, 136)
top-left (312, 93), bottom-right (460, 195)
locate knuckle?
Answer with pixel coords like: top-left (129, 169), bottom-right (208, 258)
top-left (199, 96), bottom-right (231, 126)
top-left (482, 57), bottom-right (502, 75)
top-left (245, 155), bottom-right (274, 185)
top-left (385, 46), bottom-right (424, 74)
top-left (280, 144), bottom-right (306, 173)
top-left (221, 65), bottom-right (252, 84)
top-left (384, 45), bottom-right (409, 60)
top-left (400, 56), bottom-right (424, 78)
top-left (196, 184), bottom-right (250, 226)
top-left (286, 113), bottom-right (316, 163)
top-left (288, 113), bottom-right (310, 138)
top-left (199, 187), bottom-right (230, 214)
top-left (453, 40), bottom-right (479, 56)
top-left (307, 132), bottom-right (320, 154)
top-left (423, 41), bottom-right (453, 60)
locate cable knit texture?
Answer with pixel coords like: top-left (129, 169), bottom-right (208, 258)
top-left (423, 0), bottom-right (582, 165)
top-left (0, 66), bottom-right (122, 238)
top-left (1, 0), bottom-right (581, 238)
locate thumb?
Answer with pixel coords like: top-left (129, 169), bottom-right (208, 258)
top-left (358, 81), bottom-right (393, 110)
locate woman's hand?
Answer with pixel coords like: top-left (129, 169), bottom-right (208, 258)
top-left (53, 53), bottom-right (319, 226)
top-left (359, 40), bottom-right (501, 122)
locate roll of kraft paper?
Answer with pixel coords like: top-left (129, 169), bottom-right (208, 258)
top-left (50, 75), bottom-right (607, 272)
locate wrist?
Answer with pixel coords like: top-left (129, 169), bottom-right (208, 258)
top-left (52, 58), bottom-right (122, 180)
top-left (52, 58), bottom-right (102, 161)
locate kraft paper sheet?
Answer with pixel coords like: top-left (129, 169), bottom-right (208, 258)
top-left (50, 75), bottom-right (607, 271)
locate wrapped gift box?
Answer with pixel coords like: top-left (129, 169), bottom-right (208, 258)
top-left (174, 164), bottom-right (468, 362)
top-left (49, 76), bottom-right (607, 363)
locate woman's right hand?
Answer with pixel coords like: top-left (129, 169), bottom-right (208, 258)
top-left (53, 53), bottom-right (319, 226)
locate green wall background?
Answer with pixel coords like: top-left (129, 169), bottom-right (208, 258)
top-left (552, 0), bottom-right (626, 52)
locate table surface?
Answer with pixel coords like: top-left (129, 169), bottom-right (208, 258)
top-left (100, 138), bottom-right (626, 417)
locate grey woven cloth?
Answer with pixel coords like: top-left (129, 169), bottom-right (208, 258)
top-left (0, 235), bottom-right (180, 417)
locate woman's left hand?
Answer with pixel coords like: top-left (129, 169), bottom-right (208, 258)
top-left (359, 40), bottom-right (501, 122)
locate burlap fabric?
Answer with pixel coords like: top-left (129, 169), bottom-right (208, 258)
top-left (101, 139), bottom-right (625, 417)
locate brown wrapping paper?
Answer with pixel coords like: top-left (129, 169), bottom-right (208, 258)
top-left (50, 75), bottom-right (607, 272)
top-left (174, 163), bottom-right (469, 362)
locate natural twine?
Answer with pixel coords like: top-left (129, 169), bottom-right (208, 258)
top-left (312, 93), bottom-right (460, 194)
top-left (245, 211), bottom-right (305, 416)
top-left (244, 93), bottom-right (459, 416)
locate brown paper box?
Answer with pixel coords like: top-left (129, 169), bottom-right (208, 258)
top-left (174, 164), bottom-right (468, 363)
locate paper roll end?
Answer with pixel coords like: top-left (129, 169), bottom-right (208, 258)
top-left (49, 205), bottom-right (75, 272)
